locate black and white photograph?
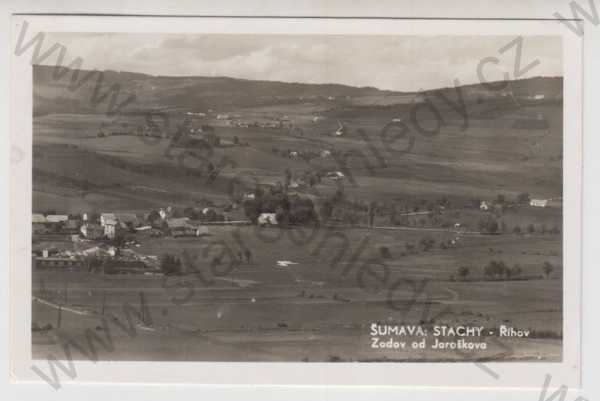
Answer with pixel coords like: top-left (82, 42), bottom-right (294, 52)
top-left (26, 30), bottom-right (568, 363)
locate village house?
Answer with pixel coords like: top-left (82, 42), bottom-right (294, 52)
top-left (32, 213), bottom-right (47, 223)
top-left (530, 199), bottom-right (548, 208)
top-left (45, 215), bottom-right (69, 223)
top-left (104, 219), bottom-right (127, 239)
top-left (166, 217), bottom-right (196, 237)
top-left (102, 259), bottom-right (151, 275)
top-left (100, 213), bottom-right (116, 227)
top-left (480, 201), bottom-right (489, 211)
top-left (326, 171), bottom-right (345, 181)
top-left (195, 226), bottom-right (210, 237)
top-left (114, 213), bottom-right (141, 229)
top-left (80, 223), bottom-right (105, 240)
top-left (34, 256), bottom-right (79, 270)
top-left (258, 213), bottom-right (278, 226)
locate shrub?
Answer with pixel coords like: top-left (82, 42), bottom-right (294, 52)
top-left (419, 236), bottom-right (435, 251)
top-left (379, 246), bottom-right (392, 259)
top-left (457, 266), bottom-right (470, 281)
top-left (160, 253), bottom-right (182, 275)
top-left (542, 261), bottom-right (554, 278)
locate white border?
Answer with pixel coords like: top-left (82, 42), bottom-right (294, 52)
top-left (9, 14), bottom-right (583, 389)
top-left (0, 1), bottom-right (594, 399)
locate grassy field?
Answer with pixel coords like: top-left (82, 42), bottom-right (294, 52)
top-left (32, 225), bottom-right (562, 362)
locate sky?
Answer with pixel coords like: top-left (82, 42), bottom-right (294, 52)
top-left (40, 33), bottom-right (562, 92)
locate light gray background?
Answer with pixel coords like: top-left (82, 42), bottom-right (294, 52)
top-left (1, 1), bottom-right (598, 401)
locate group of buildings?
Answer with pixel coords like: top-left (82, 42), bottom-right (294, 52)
top-left (32, 208), bottom-right (216, 242)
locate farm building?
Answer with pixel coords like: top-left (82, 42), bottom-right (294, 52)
top-left (166, 217), bottom-right (197, 237)
top-left (258, 213), bottom-right (278, 226)
top-left (530, 199), bottom-right (548, 208)
top-left (100, 213), bottom-right (116, 226)
top-left (114, 213), bottom-right (141, 228)
top-left (32, 214), bottom-right (47, 223)
top-left (80, 223), bottom-right (105, 240)
top-left (102, 217), bottom-right (128, 239)
top-left (326, 171), bottom-right (345, 180)
top-left (34, 257), bottom-right (79, 270)
top-left (196, 226), bottom-right (210, 237)
top-left (100, 213), bottom-right (140, 228)
top-left (46, 215), bottom-right (69, 223)
top-left (171, 226), bottom-right (197, 237)
top-left (103, 259), bottom-right (151, 275)
top-left (166, 217), bottom-right (191, 228)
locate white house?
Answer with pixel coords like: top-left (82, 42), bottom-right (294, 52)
top-left (32, 213), bottom-right (47, 223)
top-left (196, 226), bottom-right (210, 237)
top-left (46, 215), bottom-right (69, 223)
top-left (480, 201), bottom-right (489, 211)
top-left (80, 223), bottom-right (104, 240)
top-left (530, 199), bottom-right (548, 208)
top-left (100, 213), bottom-right (116, 227)
top-left (326, 171), bottom-right (345, 181)
top-left (258, 213), bottom-right (278, 226)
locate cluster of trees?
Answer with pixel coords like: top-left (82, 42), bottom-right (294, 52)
top-left (160, 253), bottom-right (182, 275)
top-left (453, 261), bottom-right (557, 282)
top-left (242, 185), bottom-right (318, 226)
top-left (182, 206), bottom-right (225, 222)
top-left (271, 147), bottom-right (339, 162)
top-left (513, 223), bottom-right (561, 235)
top-left (483, 260), bottom-right (523, 280)
top-left (318, 188), bottom-right (372, 225)
top-left (419, 236), bottom-right (436, 251)
top-left (477, 215), bottom-right (500, 233)
top-left (398, 236), bottom-right (441, 256)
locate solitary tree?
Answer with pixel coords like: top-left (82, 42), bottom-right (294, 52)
top-left (160, 253), bottom-right (182, 275)
top-left (457, 266), bottom-right (470, 281)
top-left (379, 246), bottom-right (392, 259)
top-left (244, 249), bottom-right (253, 264)
top-left (542, 261), bottom-right (554, 279)
top-left (516, 192), bottom-right (530, 204)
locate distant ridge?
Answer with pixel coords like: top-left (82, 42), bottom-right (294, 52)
top-left (32, 64), bottom-right (562, 115)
